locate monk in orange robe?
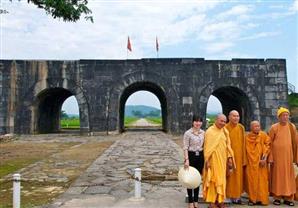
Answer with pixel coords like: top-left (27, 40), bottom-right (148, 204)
top-left (268, 107), bottom-right (298, 206)
top-left (203, 114), bottom-right (235, 208)
top-left (245, 121), bottom-right (270, 205)
top-left (225, 110), bottom-right (247, 204)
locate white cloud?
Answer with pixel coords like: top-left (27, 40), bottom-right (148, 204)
top-left (240, 31), bottom-right (280, 40)
top-left (205, 41), bottom-right (234, 54)
top-left (216, 4), bottom-right (253, 20)
top-left (1, 0), bottom-right (221, 59)
top-left (290, 0), bottom-right (298, 12)
top-left (199, 21), bottom-right (240, 42)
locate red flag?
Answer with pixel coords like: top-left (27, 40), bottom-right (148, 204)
top-left (156, 36), bottom-right (159, 52)
top-left (127, 36), bottom-right (132, 52)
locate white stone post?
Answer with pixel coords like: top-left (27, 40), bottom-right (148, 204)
top-left (134, 168), bottom-right (141, 199)
top-left (13, 173), bottom-right (21, 208)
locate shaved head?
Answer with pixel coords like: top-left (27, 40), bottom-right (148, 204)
top-left (228, 110), bottom-right (240, 125)
top-left (229, 110), bottom-right (239, 116)
top-left (215, 114), bottom-right (227, 129)
top-left (250, 120), bottom-right (260, 127)
top-left (250, 120), bottom-right (261, 134)
top-left (217, 114), bottom-right (226, 120)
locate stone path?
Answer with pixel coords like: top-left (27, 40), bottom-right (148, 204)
top-left (42, 131), bottom-right (295, 208)
top-left (45, 131), bottom-right (186, 208)
top-left (130, 118), bottom-right (160, 127)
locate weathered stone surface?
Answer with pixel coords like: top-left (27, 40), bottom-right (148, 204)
top-left (0, 58), bottom-right (289, 134)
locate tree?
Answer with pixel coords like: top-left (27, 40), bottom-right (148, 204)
top-left (146, 110), bottom-right (161, 117)
top-left (60, 110), bottom-right (69, 119)
top-left (2, 0), bottom-right (93, 22)
top-left (132, 110), bottom-right (143, 118)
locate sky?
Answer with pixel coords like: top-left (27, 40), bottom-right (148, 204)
top-left (1, 0), bottom-right (297, 114)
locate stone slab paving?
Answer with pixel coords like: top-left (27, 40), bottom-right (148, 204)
top-left (43, 131), bottom-right (185, 208)
top-left (44, 131), bottom-right (295, 208)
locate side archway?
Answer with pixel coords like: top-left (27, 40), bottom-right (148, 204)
top-left (199, 82), bottom-right (260, 129)
top-left (16, 78), bottom-right (90, 134)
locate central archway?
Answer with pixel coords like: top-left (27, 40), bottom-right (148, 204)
top-left (119, 82), bottom-right (167, 132)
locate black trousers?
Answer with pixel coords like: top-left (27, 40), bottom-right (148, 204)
top-left (187, 151), bottom-right (204, 203)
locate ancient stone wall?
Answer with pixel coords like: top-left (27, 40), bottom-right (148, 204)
top-left (0, 58), bottom-right (288, 134)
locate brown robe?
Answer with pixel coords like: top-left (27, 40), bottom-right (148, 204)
top-left (246, 131), bottom-right (270, 205)
top-left (268, 123), bottom-right (297, 197)
top-left (225, 122), bottom-right (247, 198)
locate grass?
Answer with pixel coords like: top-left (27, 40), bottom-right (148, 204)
top-left (0, 158), bottom-right (40, 178)
top-left (146, 117), bottom-right (162, 125)
top-left (289, 93), bottom-right (298, 108)
top-left (0, 140), bottom-right (114, 208)
top-left (124, 117), bottom-right (139, 126)
top-left (0, 180), bottom-right (70, 208)
top-left (0, 142), bottom-right (77, 178)
top-left (60, 118), bottom-right (80, 128)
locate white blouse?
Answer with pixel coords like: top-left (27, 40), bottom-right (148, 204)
top-left (183, 128), bottom-right (205, 152)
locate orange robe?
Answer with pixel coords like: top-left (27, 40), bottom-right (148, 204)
top-left (296, 174), bottom-right (298, 201)
top-left (245, 131), bottom-right (270, 205)
top-left (295, 134), bottom-right (298, 201)
top-left (203, 125), bottom-right (235, 203)
top-left (268, 123), bottom-right (297, 197)
top-left (225, 122), bottom-right (247, 198)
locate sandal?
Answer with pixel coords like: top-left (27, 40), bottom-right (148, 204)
top-left (273, 199), bottom-right (281, 205)
top-left (284, 200), bottom-right (294, 206)
top-left (208, 203), bottom-right (217, 208)
top-left (248, 201), bottom-right (255, 206)
top-left (217, 203), bottom-right (226, 208)
top-left (232, 199), bottom-right (244, 205)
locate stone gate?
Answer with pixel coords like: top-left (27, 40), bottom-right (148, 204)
top-left (0, 58), bottom-right (289, 134)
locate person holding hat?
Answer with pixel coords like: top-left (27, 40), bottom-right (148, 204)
top-left (183, 114), bottom-right (205, 208)
top-left (268, 107), bottom-right (298, 206)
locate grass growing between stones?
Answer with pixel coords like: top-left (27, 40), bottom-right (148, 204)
top-left (0, 142), bottom-right (77, 178)
top-left (0, 180), bottom-right (71, 208)
top-left (0, 139), bottom-right (114, 207)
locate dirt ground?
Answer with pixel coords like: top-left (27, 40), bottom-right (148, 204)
top-left (0, 134), bottom-right (114, 208)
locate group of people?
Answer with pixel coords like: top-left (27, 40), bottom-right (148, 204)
top-left (183, 107), bottom-right (298, 208)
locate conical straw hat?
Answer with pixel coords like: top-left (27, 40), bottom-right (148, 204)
top-left (178, 166), bottom-right (201, 189)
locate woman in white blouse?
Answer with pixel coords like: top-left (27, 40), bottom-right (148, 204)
top-left (183, 114), bottom-right (205, 208)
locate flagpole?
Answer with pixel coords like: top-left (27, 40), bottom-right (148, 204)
top-left (156, 36), bottom-right (159, 59)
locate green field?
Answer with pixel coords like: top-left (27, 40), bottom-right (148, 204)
top-left (61, 118), bottom-right (80, 128)
top-left (124, 117), bottom-right (139, 126)
top-left (146, 117), bottom-right (162, 125)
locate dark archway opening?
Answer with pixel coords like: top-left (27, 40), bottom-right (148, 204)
top-left (35, 88), bottom-right (78, 133)
top-left (212, 86), bottom-right (251, 128)
top-left (119, 82), bottom-right (167, 132)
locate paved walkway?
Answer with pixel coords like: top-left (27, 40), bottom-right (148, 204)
top-left (130, 118), bottom-right (160, 127)
top-left (45, 131), bottom-right (187, 208)
top-left (44, 131), bottom-right (295, 208)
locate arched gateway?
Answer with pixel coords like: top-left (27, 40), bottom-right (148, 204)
top-left (0, 58), bottom-right (289, 134)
